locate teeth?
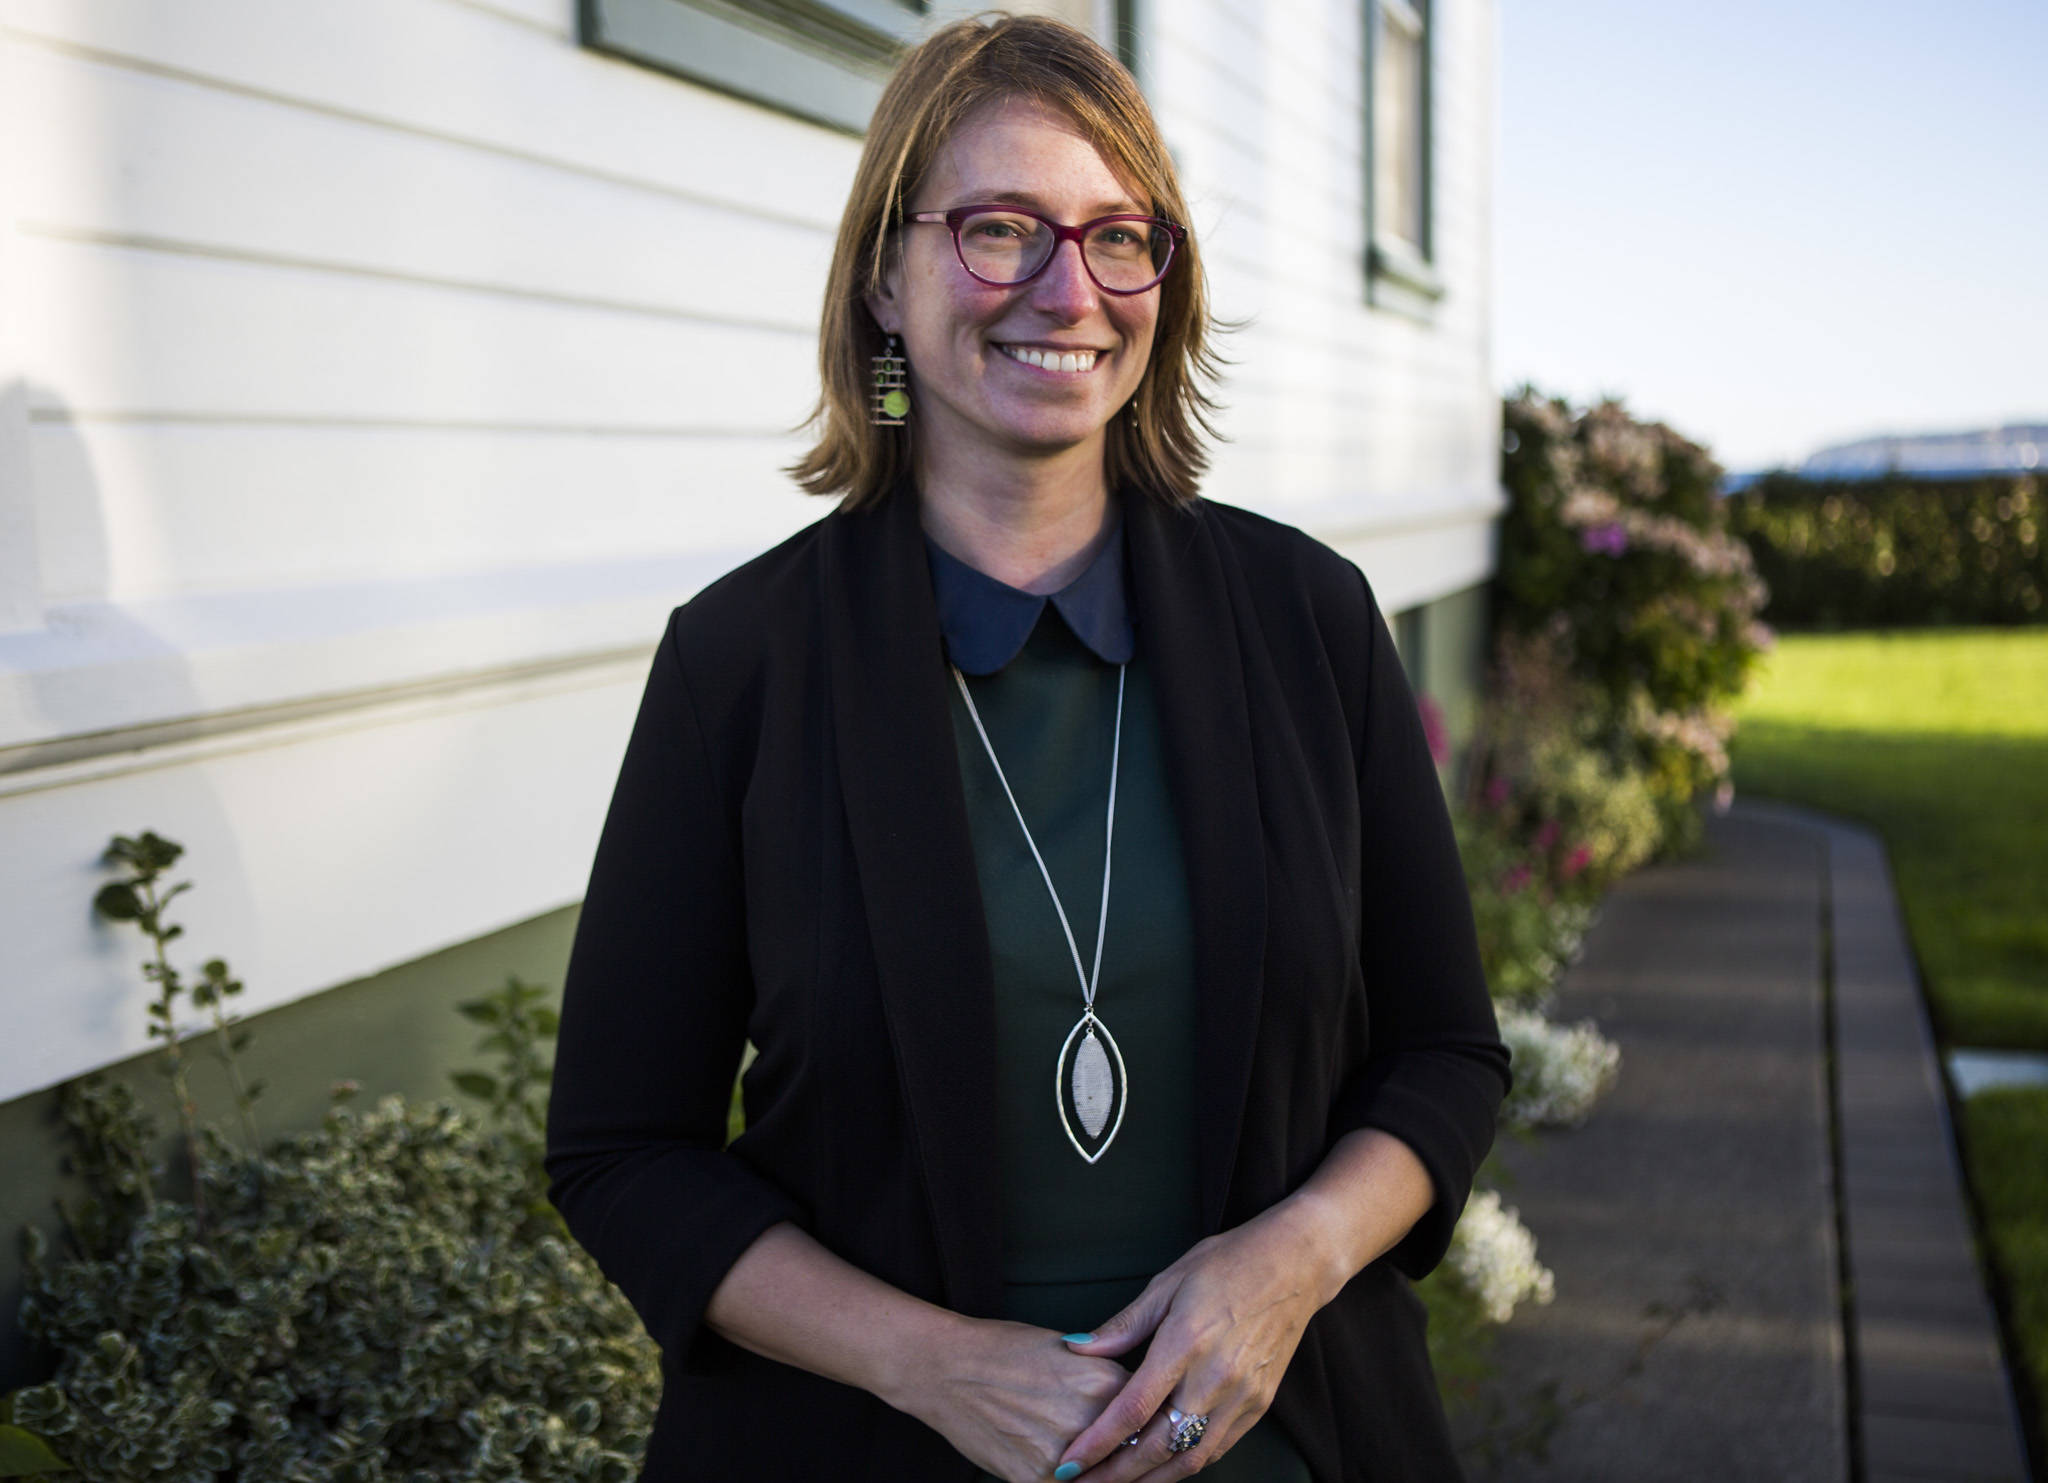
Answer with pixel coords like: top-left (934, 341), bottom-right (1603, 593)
top-left (1000, 345), bottom-right (1097, 372)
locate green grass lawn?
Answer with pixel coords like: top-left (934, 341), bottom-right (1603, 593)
top-left (1730, 627), bottom-right (2048, 1460)
top-left (1731, 629), bottom-right (2048, 1050)
top-left (1959, 1087), bottom-right (2048, 1449)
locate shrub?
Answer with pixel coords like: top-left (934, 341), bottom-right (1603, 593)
top-left (1456, 812), bottom-right (1597, 1008)
top-left (1442, 1190), bottom-right (1555, 1326)
top-left (1495, 390), bottom-right (1774, 845)
top-left (1, 834), bottom-right (661, 1481)
top-left (1495, 1007), bottom-right (1620, 1130)
top-left (1727, 471), bottom-right (2046, 628)
top-left (1456, 630), bottom-right (1666, 896)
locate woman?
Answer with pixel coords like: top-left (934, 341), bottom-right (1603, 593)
top-left (544, 14), bottom-right (1509, 1482)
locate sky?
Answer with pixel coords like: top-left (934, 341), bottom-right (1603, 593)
top-left (1494, 0), bottom-right (2048, 472)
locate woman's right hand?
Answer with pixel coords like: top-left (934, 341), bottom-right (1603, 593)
top-left (892, 1314), bottom-right (1132, 1482)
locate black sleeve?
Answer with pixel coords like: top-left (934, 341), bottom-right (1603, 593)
top-left (544, 611), bottom-right (804, 1373)
top-left (1325, 567), bottom-right (1511, 1279)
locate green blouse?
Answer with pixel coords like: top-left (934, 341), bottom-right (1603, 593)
top-left (947, 608), bottom-right (1312, 1483)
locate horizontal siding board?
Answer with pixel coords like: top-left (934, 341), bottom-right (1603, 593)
top-left (0, 659), bottom-right (644, 1104)
top-left (3, 0), bottom-right (863, 232)
top-left (19, 235), bottom-right (819, 427)
top-left (31, 421), bottom-right (819, 604)
top-left (437, 0), bottom-right (574, 34)
top-left (13, 46), bottom-right (834, 335)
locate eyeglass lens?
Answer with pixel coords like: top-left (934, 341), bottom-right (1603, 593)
top-left (956, 211), bottom-right (1172, 290)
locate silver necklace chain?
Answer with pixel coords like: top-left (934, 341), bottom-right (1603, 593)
top-left (950, 663), bottom-right (1125, 1010)
top-left (952, 662), bottom-right (1131, 1162)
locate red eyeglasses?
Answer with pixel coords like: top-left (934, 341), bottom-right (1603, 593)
top-left (906, 204), bottom-right (1186, 295)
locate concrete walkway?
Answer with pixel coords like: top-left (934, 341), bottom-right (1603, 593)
top-left (1451, 801), bottom-right (2033, 1482)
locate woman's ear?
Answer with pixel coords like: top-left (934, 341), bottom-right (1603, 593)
top-left (863, 234), bottom-right (906, 336)
top-left (863, 278), bottom-right (902, 338)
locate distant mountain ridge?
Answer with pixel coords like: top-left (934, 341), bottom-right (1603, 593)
top-left (1799, 422), bottom-right (2046, 479)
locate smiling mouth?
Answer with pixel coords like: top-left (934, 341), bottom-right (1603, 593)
top-left (996, 344), bottom-right (1101, 373)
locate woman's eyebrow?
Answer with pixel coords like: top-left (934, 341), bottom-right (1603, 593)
top-left (965, 187), bottom-right (1149, 216)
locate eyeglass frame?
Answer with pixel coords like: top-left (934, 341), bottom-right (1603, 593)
top-left (903, 204), bottom-right (1188, 296)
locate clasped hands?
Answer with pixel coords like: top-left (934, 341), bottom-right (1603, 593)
top-left (913, 1204), bottom-right (1337, 1482)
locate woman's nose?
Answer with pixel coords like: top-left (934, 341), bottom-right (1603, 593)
top-left (1026, 237), bottom-right (1101, 319)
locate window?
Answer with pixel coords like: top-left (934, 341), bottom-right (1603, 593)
top-left (1364, 0), bottom-right (1442, 314)
top-left (579, 0), bottom-right (928, 135)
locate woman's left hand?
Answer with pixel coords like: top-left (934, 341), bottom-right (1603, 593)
top-left (1049, 1202), bottom-right (1338, 1481)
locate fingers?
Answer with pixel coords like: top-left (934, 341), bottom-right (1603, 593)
top-left (1125, 1407), bottom-right (1255, 1483)
top-left (1056, 1352), bottom-right (1182, 1475)
top-left (1066, 1395), bottom-right (1236, 1482)
top-left (1066, 1276), bottom-right (1175, 1360)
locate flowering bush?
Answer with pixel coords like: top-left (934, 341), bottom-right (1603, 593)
top-left (1455, 811), bottom-right (1596, 1007)
top-left (1495, 390), bottom-right (1774, 847)
top-left (1457, 629), bottom-right (1666, 898)
top-left (1496, 1006), bottom-right (1621, 1130)
top-left (1444, 1190), bottom-right (1556, 1325)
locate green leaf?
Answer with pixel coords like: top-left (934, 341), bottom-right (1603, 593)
top-left (530, 1008), bottom-right (561, 1036)
top-left (93, 884), bottom-right (142, 921)
top-left (0, 1423), bottom-right (71, 1473)
top-left (134, 831), bottom-right (184, 870)
top-left (451, 1072), bottom-right (498, 1100)
top-left (243, 1078), bottom-right (266, 1102)
top-left (456, 1001), bottom-right (502, 1025)
top-left (229, 1031), bottom-right (251, 1053)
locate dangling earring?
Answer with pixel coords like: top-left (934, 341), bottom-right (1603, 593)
top-left (871, 333), bottom-right (910, 426)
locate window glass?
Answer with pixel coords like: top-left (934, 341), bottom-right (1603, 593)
top-left (1374, 1), bottom-right (1425, 254)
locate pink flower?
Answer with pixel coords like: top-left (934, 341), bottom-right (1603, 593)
top-left (1561, 845), bottom-right (1592, 880)
top-left (1485, 775), bottom-right (1511, 810)
top-left (1502, 864), bottom-right (1533, 895)
top-left (1416, 693), bottom-right (1451, 767)
top-left (1533, 819), bottom-right (1561, 853)
top-left (1579, 522), bottom-right (1629, 557)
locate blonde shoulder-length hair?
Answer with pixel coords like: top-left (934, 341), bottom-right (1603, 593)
top-left (788, 12), bottom-right (1222, 510)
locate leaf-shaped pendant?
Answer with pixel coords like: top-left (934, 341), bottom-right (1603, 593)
top-left (1056, 1012), bottom-right (1128, 1163)
top-left (1073, 1033), bottom-right (1113, 1136)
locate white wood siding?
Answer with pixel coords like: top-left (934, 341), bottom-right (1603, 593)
top-left (0, 0), bottom-right (1498, 1104)
top-left (1137, 0), bottom-right (1501, 609)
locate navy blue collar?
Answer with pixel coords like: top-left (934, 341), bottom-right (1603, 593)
top-left (924, 516), bottom-right (1136, 676)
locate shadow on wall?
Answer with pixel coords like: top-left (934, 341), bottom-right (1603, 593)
top-left (0, 379), bottom-right (252, 1391)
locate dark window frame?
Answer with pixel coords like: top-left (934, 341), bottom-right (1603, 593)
top-left (1362, 0), bottom-right (1444, 317)
top-left (578, 0), bottom-right (927, 135)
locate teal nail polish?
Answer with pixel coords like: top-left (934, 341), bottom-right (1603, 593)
top-left (1061, 1332), bottom-right (1095, 1344)
top-left (1054, 1464), bottom-right (1083, 1481)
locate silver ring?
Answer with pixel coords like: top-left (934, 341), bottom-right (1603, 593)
top-left (1166, 1408), bottom-right (1210, 1454)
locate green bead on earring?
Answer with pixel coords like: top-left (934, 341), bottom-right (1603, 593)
top-left (871, 333), bottom-right (910, 425)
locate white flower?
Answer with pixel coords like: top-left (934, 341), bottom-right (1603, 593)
top-left (1497, 1005), bottom-right (1622, 1129)
top-left (1448, 1189), bottom-right (1556, 1324)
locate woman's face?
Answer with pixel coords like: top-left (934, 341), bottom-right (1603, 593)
top-left (869, 96), bottom-right (1161, 476)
